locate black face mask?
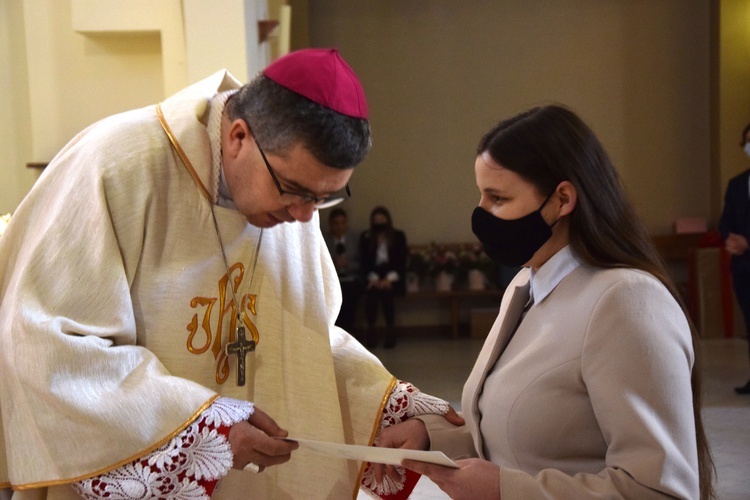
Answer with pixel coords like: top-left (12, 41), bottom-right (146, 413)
top-left (372, 223), bottom-right (388, 234)
top-left (471, 192), bottom-right (555, 267)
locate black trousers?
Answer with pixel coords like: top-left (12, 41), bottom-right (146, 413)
top-left (334, 279), bottom-right (362, 334)
top-left (731, 258), bottom-right (750, 362)
top-left (365, 289), bottom-right (395, 327)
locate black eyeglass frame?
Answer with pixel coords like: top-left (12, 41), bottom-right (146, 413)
top-left (254, 137), bottom-right (351, 209)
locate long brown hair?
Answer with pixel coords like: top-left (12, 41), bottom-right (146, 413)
top-left (367, 205), bottom-right (395, 247)
top-left (478, 104), bottom-right (715, 499)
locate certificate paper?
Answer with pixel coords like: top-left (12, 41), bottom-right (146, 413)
top-left (283, 437), bottom-right (458, 468)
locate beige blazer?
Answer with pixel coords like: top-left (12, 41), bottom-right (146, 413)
top-left (423, 265), bottom-right (699, 499)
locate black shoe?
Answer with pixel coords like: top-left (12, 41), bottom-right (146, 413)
top-left (734, 379), bottom-right (750, 395)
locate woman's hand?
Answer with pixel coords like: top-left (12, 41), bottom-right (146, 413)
top-left (373, 418), bottom-right (430, 483)
top-left (402, 458), bottom-right (501, 500)
top-left (372, 407), bottom-right (465, 484)
top-left (367, 278), bottom-right (393, 290)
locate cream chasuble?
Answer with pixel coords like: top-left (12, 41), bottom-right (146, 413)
top-left (0, 70), bottom-right (395, 498)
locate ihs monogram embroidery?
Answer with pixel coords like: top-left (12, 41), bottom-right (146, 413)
top-left (186, 262), bottom-right (260, 384)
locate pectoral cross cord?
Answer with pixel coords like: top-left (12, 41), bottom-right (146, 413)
top-left (211, 204), bottom-right (264, 386)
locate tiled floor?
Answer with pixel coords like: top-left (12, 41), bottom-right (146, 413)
top-left (360, 336), bottom-right (750, 499)
top-left (701, 338), bottom-right (750, 500)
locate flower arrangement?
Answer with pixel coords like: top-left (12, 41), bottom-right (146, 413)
top-left (0, 213), bottom-right (10, 239)
top-left (457, 243), bottom-right (496, 275)
top-left (407, 243), bottom-right (462, 276)
top-left (456, 243), bottom-right (498, 289)
top-left (427, 243), bottom-right (461, 276)
top-left (406, 247), bottom-right (431, 277)
top-left (406, 242), bottom-right (498, 291)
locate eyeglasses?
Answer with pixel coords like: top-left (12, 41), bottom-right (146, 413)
top-left (255, 137), bottom-right (351, 209)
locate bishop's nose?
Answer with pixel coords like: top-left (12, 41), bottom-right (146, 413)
top-left (286, 201), bottom-right (316, 223)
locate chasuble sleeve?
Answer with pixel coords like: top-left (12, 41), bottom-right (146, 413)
top-left (72, 397), bottom-right (254, 499)
top-left (0, 110), bottom-right (218, 488)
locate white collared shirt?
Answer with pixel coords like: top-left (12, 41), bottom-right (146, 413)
top-left (528, 245), bottom-right (581, 306)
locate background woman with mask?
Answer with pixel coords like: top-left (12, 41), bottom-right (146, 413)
top-left (719, 122), bottom-right (750, 395)
top-left (375, 105), bottom-right (714, 499)
top-left (359, 206), bottom-right (408, 349)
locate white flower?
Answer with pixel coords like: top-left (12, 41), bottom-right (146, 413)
top-left (0, 213), bottom-right (11, 238)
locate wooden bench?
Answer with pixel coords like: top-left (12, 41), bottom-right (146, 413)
top-left (403, 242), bottom-right (504, 338)
top-left (404, 288), bottom-right (504, 338)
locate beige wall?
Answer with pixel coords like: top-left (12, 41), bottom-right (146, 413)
top-left (0, 0), bottom-right (39, 213)
top-left (0, 0), bottom-right (165, 214)
top-left (3, 0), bottom-right (749, 247)
top-left (0, 0), bottom-right (273, 215)
top-left (311, 0), bottom-right (715, 243)
top-left (719, 0), bottom-right (750, 214)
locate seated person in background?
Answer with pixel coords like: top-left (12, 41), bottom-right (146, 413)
top-left (375, 105), bottom-right (714, 499)
top-left (324, 207), bottom-right (363, 334)
top-left (359, 206), bottom-right (407, 349)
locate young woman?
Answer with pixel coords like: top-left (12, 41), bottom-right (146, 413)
top-left (376, 105), bottom-right (714, 499)
top-left (359, 206), bottom-right (408, 348)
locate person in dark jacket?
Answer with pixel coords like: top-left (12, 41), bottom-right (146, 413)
top-left (719, 122), bottom-right (750, 395)
top-left (359, 206), bottom-right (407, 348)
top-left (324, 208), bottom-right (363, 335)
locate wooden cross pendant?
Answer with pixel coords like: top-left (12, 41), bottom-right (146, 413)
top-left (226, 323), bottom-right (256, 386)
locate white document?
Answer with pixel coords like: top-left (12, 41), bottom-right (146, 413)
top-left (283, 437), bottom-right (458, 468)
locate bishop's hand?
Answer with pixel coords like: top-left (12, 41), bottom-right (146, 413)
top-left (228, 406), bottom-right (299, 472)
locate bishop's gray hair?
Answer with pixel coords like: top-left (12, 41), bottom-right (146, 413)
top-left (225, 75), bottom-right (371, 169)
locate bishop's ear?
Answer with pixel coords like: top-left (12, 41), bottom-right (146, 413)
top-left (224, 119), bottom-right (252, 158)
top-left (555, 180), bottom-right (577, 217)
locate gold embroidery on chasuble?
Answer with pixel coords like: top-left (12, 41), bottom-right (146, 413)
top-left (186, 262), bottom-right (260, 384)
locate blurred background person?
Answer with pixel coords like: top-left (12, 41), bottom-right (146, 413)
top-left (359, 206), bottom-right (407, 349)
top-left (324, 207), bottom-right (363, 335)
top-left (719, 122), bottom-right (750, 395)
